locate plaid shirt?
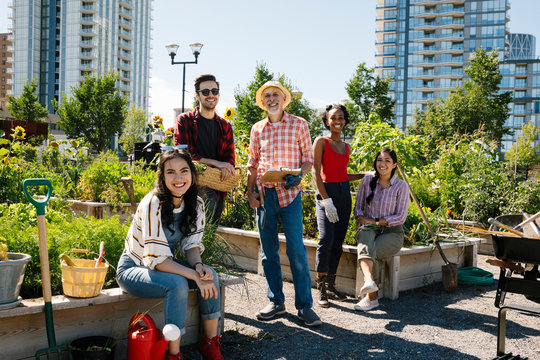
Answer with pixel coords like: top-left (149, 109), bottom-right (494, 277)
top-left (353, 173), bottom-right (409, 227)
top-left (248, 112), bottom-right (313, 207)
top-left (174, 107), bottom-right (235, 198)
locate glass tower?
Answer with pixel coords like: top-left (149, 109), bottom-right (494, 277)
top-left (9, 0), bottom-right (152, 112)
top-left (375, 0), bottom-right (540, 151)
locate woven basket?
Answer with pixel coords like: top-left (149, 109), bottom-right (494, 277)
top-left (198, 166), bottom-right (241, 192)
top-left (61, 259), bottom-right (108, 298)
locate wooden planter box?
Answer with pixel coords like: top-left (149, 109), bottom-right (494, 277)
top-left (68, 199), bottom-right (136, 223)
top-left (0, 275), bottom-right (242, 360)
top-left (217, 227), bottom-right (484, 300)
top-left (446, 219), bottom-right (493, 255)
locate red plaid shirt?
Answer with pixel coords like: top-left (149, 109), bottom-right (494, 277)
top-left (174, 107), bottom-right (235, 198)
top-left (248, 112), bottom-right (313, 207)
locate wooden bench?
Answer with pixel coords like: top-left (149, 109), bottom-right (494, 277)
top-left (0, 274), bottom-right (242, 360)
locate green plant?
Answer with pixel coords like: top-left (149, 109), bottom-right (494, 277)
top-left (0, 203), bottom-right (130, 298)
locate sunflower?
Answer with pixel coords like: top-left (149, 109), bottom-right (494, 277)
top-left (50, 141), bottom-right (59, 148)
top-left (12, 126), bottom-right (26, 140)
top-left (224, 107), bottom-right (236, 121)
top-left (242, 141), bottom-right (249, 148)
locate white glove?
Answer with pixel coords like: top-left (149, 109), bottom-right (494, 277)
top-left (320, 198), bottom-right (339, 223)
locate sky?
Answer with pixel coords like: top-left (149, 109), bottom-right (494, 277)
top-left (1, 1), bottom-right (540, 128)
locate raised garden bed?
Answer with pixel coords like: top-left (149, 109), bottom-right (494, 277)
top-left (217, 227), bottom-right (484, 300)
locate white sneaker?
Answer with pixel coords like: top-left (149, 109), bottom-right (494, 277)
top-left (354, 296), bottom-right (379, 312)
top-left (359, 279), bottom-right (379, 298)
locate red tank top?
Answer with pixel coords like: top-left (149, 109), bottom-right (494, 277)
top-left (321, 138), bottom-right (350, 183)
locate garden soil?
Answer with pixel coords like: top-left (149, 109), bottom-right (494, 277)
top-left (181, 255), bottom-right (539, 360)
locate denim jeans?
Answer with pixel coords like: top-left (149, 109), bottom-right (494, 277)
top-left (116, 252), bottom-right (221, 335)
top-left (315, 181), bottom-right (351, 274)
top-left (200, 187), bottom-right (224, 225)
top-left (255, 187), bottom-right (313, 310)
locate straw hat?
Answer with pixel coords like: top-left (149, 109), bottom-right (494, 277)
top-left (255, 81), bottom-right (291, 111)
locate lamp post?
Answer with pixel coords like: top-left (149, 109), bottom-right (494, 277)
top-left (165, 42), bottom-right (203, 112)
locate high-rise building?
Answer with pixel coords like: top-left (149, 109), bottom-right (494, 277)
top-left (375, 0), bottom-right (540, 152)
top-left (0, 32), bottom-right (13, 110)
top-left (9, 0), bottom-right (152, 112)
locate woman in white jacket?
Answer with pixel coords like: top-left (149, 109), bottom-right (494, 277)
top-left (117, 148), bottom-right (223, 360)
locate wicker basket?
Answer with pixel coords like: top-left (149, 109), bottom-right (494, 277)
top-left (61, 259), bottom-right (108, 298)
top-left (198, 166), bottom-right (241, 192)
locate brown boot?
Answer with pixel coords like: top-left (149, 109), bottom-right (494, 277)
top-left (326, 274), bottom-right (347, 301)
top-left (316, 275), bottom-right (329, 308)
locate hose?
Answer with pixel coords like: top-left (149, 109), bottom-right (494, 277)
top-left (457, 266), bottom-right (494, 286)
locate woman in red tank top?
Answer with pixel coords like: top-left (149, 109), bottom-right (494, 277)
top-left (312, 104), bottom-right (364, 308)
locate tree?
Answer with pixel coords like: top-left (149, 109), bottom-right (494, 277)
top-left (119, 106), bottom-right (149, 155)
top-left (233, 63), bottom-right (322, 143)
top-left (54, 72), bottom-right (128, 152)
top-left (345, 62), bottom-right (395, 133)
top-left (7, 78), bottom-right (49, 123)
top-left (412, 49), bottom-right (513, 150)
top-left (505, 121), bottom-right (540, 170)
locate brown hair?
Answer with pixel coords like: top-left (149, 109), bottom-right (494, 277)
top-left (194, 74), bottom-right (219, 92)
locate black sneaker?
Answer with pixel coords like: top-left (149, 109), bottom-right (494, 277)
top-left (256, 302), bottom-right (286, 320)
top-left (298, 308), bottom-right (322, 327)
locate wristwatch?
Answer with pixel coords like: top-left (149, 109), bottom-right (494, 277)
top-left (375, 217), bottom-right (380, 226)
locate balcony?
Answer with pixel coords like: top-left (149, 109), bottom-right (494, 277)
top-left (117, 61), bottom-right (132, 71)
top-left (80, 28), bottom-right (96, 35)
top-left (119, 18), bottom-right (133, 30)
top-left (81, 15), bottom-right (95, 24)
top-left (119, 0), bottom-right (134, 9)
top-left (119, 7), bottom-right (133, 19)
top-left (118, 28), bottom-right (133, 39)
top-left (81, 4), bottom-right (97, 13)
top-left (118, 51), bottom-right (133, 61)
top-left (80, 39), bottom-right (95, 47)
top-left (80, 50), bottom-right (96, 59)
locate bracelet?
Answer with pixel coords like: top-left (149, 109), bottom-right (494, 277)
top-left (192, 261), bottom-right (203, 269)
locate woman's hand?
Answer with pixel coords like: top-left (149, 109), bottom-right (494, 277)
top-left (194, 263), bottom-right (213, 281)
top-left (196, 278), bottom-right (218, 299)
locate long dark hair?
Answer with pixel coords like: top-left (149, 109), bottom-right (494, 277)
top-left (366, 148), bottom-right (398, 205)
top-left (155, 148), bottom-right (199, 236)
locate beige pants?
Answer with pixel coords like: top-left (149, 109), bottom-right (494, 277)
top-left (356, 225), bottom-right (404, 261)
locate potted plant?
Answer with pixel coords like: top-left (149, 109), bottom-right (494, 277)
top-left (0, 237), bottom-right (31, 309)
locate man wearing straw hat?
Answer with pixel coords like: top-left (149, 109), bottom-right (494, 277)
top-left (174, 74), bottom-right (235, 225)
top-left (246, 80), bottom-right (321, 327)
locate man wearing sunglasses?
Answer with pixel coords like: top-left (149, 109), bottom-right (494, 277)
top-left (174, 74), bottom-right (236, 225)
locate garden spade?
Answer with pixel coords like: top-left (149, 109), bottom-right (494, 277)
top-left (395, 163), bottom-right (458, 292)
top-left (23, 178), bottom-right (72, 360)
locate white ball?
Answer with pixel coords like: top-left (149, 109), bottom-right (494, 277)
top-left (162, 324), bottom-right (181, 341)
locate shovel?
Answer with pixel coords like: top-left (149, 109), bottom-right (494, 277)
top-left (23, 178), bottom-right (72, 359)
top-left (396, 163), bottom-right (458, 292)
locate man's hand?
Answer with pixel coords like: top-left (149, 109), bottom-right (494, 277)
top-left (247, 191), bottom-right (261, 208)
top-left (283, 171), bottom-right (302, 190)
top-left (216, 161), bottom-right (236, 181)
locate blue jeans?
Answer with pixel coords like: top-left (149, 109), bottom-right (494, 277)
top-left (116, 252), bottom-right (221, 335)
top-left (315, 181), bottom-right (351, 274)
top-left (200, 187), bottom-right (224, 225)
top-left (255, 188), bottom-right (313, 310)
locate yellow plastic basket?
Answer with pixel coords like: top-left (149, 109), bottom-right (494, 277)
top-left (61, 259), bottom-right (108, 298)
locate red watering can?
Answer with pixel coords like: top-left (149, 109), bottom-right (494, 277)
top-left (127, 313), bottom-right (179, 360)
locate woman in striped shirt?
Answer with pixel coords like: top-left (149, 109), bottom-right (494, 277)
top-left (352, 148), bottom-right (409, 312)
top-left (116, 149), bottom-right (224, 360)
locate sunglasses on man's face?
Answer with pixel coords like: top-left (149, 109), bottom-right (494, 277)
top-left (199, 88), bottom-right (219, 96)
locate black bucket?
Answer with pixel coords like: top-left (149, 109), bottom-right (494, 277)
top-left (69, 336), bottom-right (116, 360)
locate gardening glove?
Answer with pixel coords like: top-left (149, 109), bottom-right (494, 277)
top-left (320, 198), bottom-right (339, 223)
top-left (283, 171), bottom-right (302, 190)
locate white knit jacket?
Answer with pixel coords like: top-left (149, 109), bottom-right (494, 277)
top-left (124, 191), bottom-right (205, 269)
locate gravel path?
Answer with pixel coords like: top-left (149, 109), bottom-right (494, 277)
top-left (182, 255), bottom-right (540, 360)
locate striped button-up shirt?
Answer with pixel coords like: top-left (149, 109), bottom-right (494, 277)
top-left (248, 112), bottom-right (313, 207)
top-left (353, 173), bottom-right (409, 227)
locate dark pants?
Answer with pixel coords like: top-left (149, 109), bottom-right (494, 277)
top-left (200, 187), bottom-right (224, 225)
top-left (315, 181), bottom-right (351, 274)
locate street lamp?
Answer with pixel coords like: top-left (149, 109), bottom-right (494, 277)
top-left (166, 42), bottom-right (204, 112)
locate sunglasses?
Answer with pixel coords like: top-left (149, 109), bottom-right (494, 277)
top-left (199, 88), bottom-right (219, 96)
